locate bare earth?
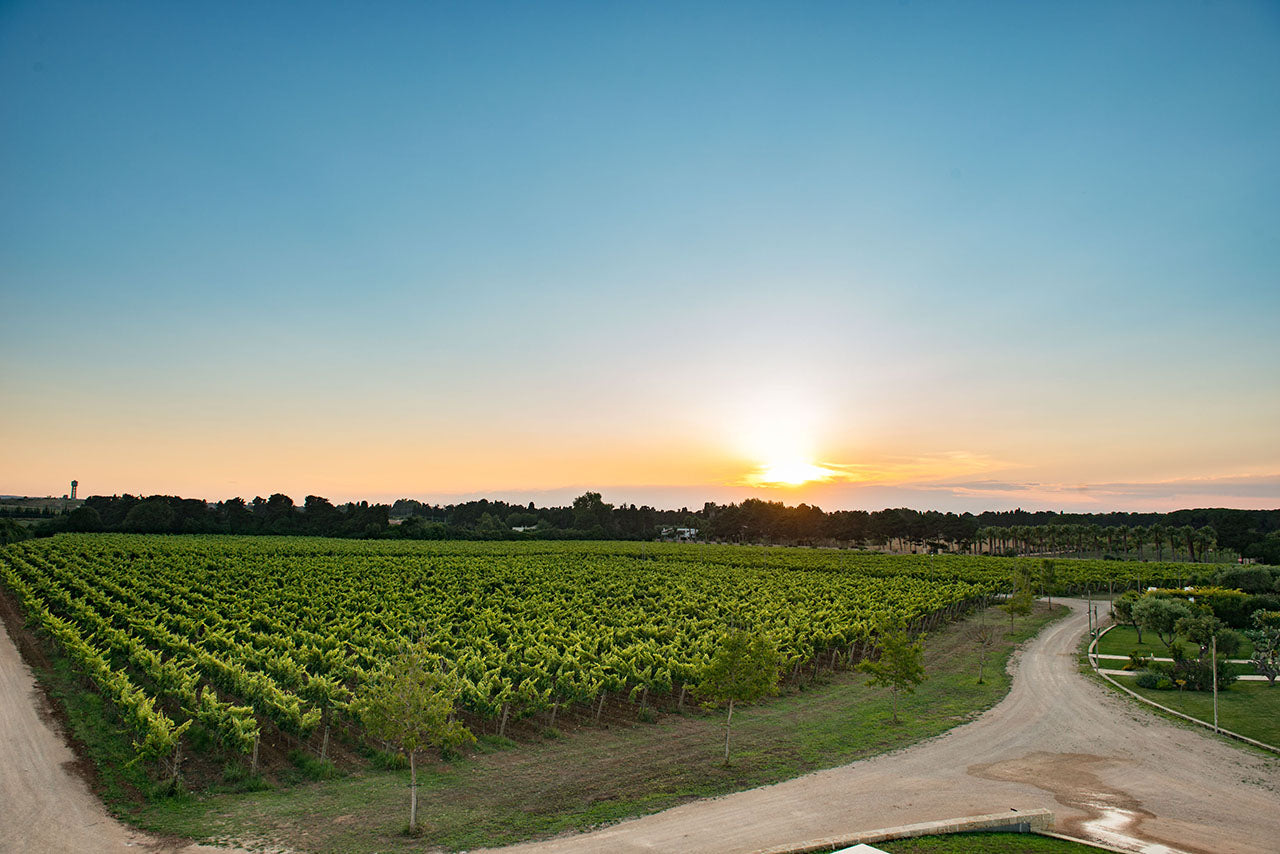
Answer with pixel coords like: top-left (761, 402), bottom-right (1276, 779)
top-left (0, 618), bottom-right (245, 854)
top-left (486, 599), bottom-right (1280, 854)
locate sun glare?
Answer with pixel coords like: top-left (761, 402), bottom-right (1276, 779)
top-left (747, 459), bottom-right (839, 487)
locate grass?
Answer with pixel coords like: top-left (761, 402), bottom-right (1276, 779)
top-left (1118, 679), bottom-right (1280, 747)
top-left (1096, 624), bottom-right (1255, 659)
top-left (879, 832), bottom-right (1104, 852)
top-left (127, 603), bottom-right (1067, 853)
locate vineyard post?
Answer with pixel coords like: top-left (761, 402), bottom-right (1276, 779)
top-left (1212, 634), bottom-right (1219, 733)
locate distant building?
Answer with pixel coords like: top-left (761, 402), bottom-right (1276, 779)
top-left (71, 480), bottom-right (78, 499)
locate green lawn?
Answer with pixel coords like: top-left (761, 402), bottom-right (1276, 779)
top-left (1096, 624), bottom-right (1254, 660)
top-left (1117, 679), bottom-right (1280, 747)
top-left (126, 604), bottom-right (1068, 853)
top-left (881, 832), bottom-right (1104, 853)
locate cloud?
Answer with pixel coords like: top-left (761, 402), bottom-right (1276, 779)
top-left (908, 472), bottom-right (1280, 511)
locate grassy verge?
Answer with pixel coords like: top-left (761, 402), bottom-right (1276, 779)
top-left (880, 832), bottom-right (1103, 853)
top-left (128, 603), bottom-right (1066, 853)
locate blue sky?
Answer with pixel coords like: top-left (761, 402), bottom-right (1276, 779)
top-left (2, 1), bottom-right (1278, 511)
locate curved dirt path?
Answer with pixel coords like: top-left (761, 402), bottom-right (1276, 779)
top-left (0, 618), bottom-right (245, 854)
top-left (489, 600), bottom-right (1280, 854)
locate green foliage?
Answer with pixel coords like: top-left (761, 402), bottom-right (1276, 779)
top-left (1173, 612), bottom-right (1241, 659)
top-left (697, 629), bottom-right (781, 762)
top-left (1112, 590), bottom-right (1143, 643)
top-left (288, 749), bottom-right (339, 781)
top-left (351, 648), bottom-right (474, 760)
top-left (0, 518), bottom-right (33, 544)
top-left (1132, 596), bottom-right (1193, 648)
top-left (857, 620), bottom-right (926, 723)
top-left (1244, 609), bottom-right (1280, 686)
top-left (697, 630), bottom-right (782, 708)
top-left (1000, 590), bottom-right (1034, 627)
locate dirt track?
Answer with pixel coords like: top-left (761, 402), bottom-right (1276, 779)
top-left (0, 617), bottom-right (244, 854)
top-left (487, 599), bottom-right (1280, 854)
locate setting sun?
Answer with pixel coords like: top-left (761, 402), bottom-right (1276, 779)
top-left (747, 459), bottom-right (840, 487)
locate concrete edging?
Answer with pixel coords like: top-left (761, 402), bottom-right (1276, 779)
top-left (751, 809), bottom-right (1054, 854)
top-left (1088, 624), bottom-right (1279, 755)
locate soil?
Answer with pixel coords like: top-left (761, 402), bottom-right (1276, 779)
top-left (482, 599), bottom-right (1280, 854)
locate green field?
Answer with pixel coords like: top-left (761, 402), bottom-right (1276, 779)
top-left (0, 533), bottom-right (1083, 852)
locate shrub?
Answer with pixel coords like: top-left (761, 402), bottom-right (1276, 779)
top-left (1135, 671), bottom-right (1161, 689)
top-left (1125, 651), bottom-right (1151, 671)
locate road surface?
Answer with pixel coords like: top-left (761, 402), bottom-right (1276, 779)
top-left (486, 599), bottom-right (1280, 854)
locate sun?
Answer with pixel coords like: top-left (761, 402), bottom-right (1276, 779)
top-left (746, 458), bottom-right (840, 487)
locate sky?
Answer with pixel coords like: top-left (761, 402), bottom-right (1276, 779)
top-left (2, 1), bottom-right (1278, 513)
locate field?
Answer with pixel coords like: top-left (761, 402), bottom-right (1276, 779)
top-left (0, 536), bottom-right (1195, 849)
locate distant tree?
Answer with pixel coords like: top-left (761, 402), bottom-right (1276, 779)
top-left (351, 647), bottom-right (474, 835)
top-left (65, 505), bottom-right (103, 532)
top-left (857, 620), bottom-right (926, 723)
top-left (0, 518), bottom-right (32, 544)
top-left (696, 629), bottom-right (781, 763)
top-left (122, 498), bottom-right (176, 533)
top-left (572, 491), bottom-right (615, 535)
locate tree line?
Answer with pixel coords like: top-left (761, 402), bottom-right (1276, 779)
top-left (5, 492), bottom-right (1278, 563)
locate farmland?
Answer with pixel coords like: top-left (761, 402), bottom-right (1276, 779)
top-left (0, 535), bottom-right (1200, 781)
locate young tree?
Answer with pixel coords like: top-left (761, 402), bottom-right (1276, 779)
top-left (857, 620), bottom-right (926, 723)
top-left (696, 629), bottom-right (781, 763)
top-left (1001, 590), bottom-right (1034, 628)
top-left (351, 648), bottom-right (474, 835)
top-left (968, 620), bottom-right (999, 685)
top-left (1040, 560), bottom-right (1057, 607)
top-left (1244, 610), bottom-right (1280, 687)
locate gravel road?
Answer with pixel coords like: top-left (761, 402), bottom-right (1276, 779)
top-left (0, 618), bottom-right (244, 854)
top-left (486, 599), bottom-right (1280, 854)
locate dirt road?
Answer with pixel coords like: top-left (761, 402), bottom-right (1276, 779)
top-left (488, 600), bottom-right (1280, 854)
top-left (0, 618), bottom-right (244, 854)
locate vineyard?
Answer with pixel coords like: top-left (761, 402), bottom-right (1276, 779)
top-left (0, 534), bottom-right (1194, 779)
